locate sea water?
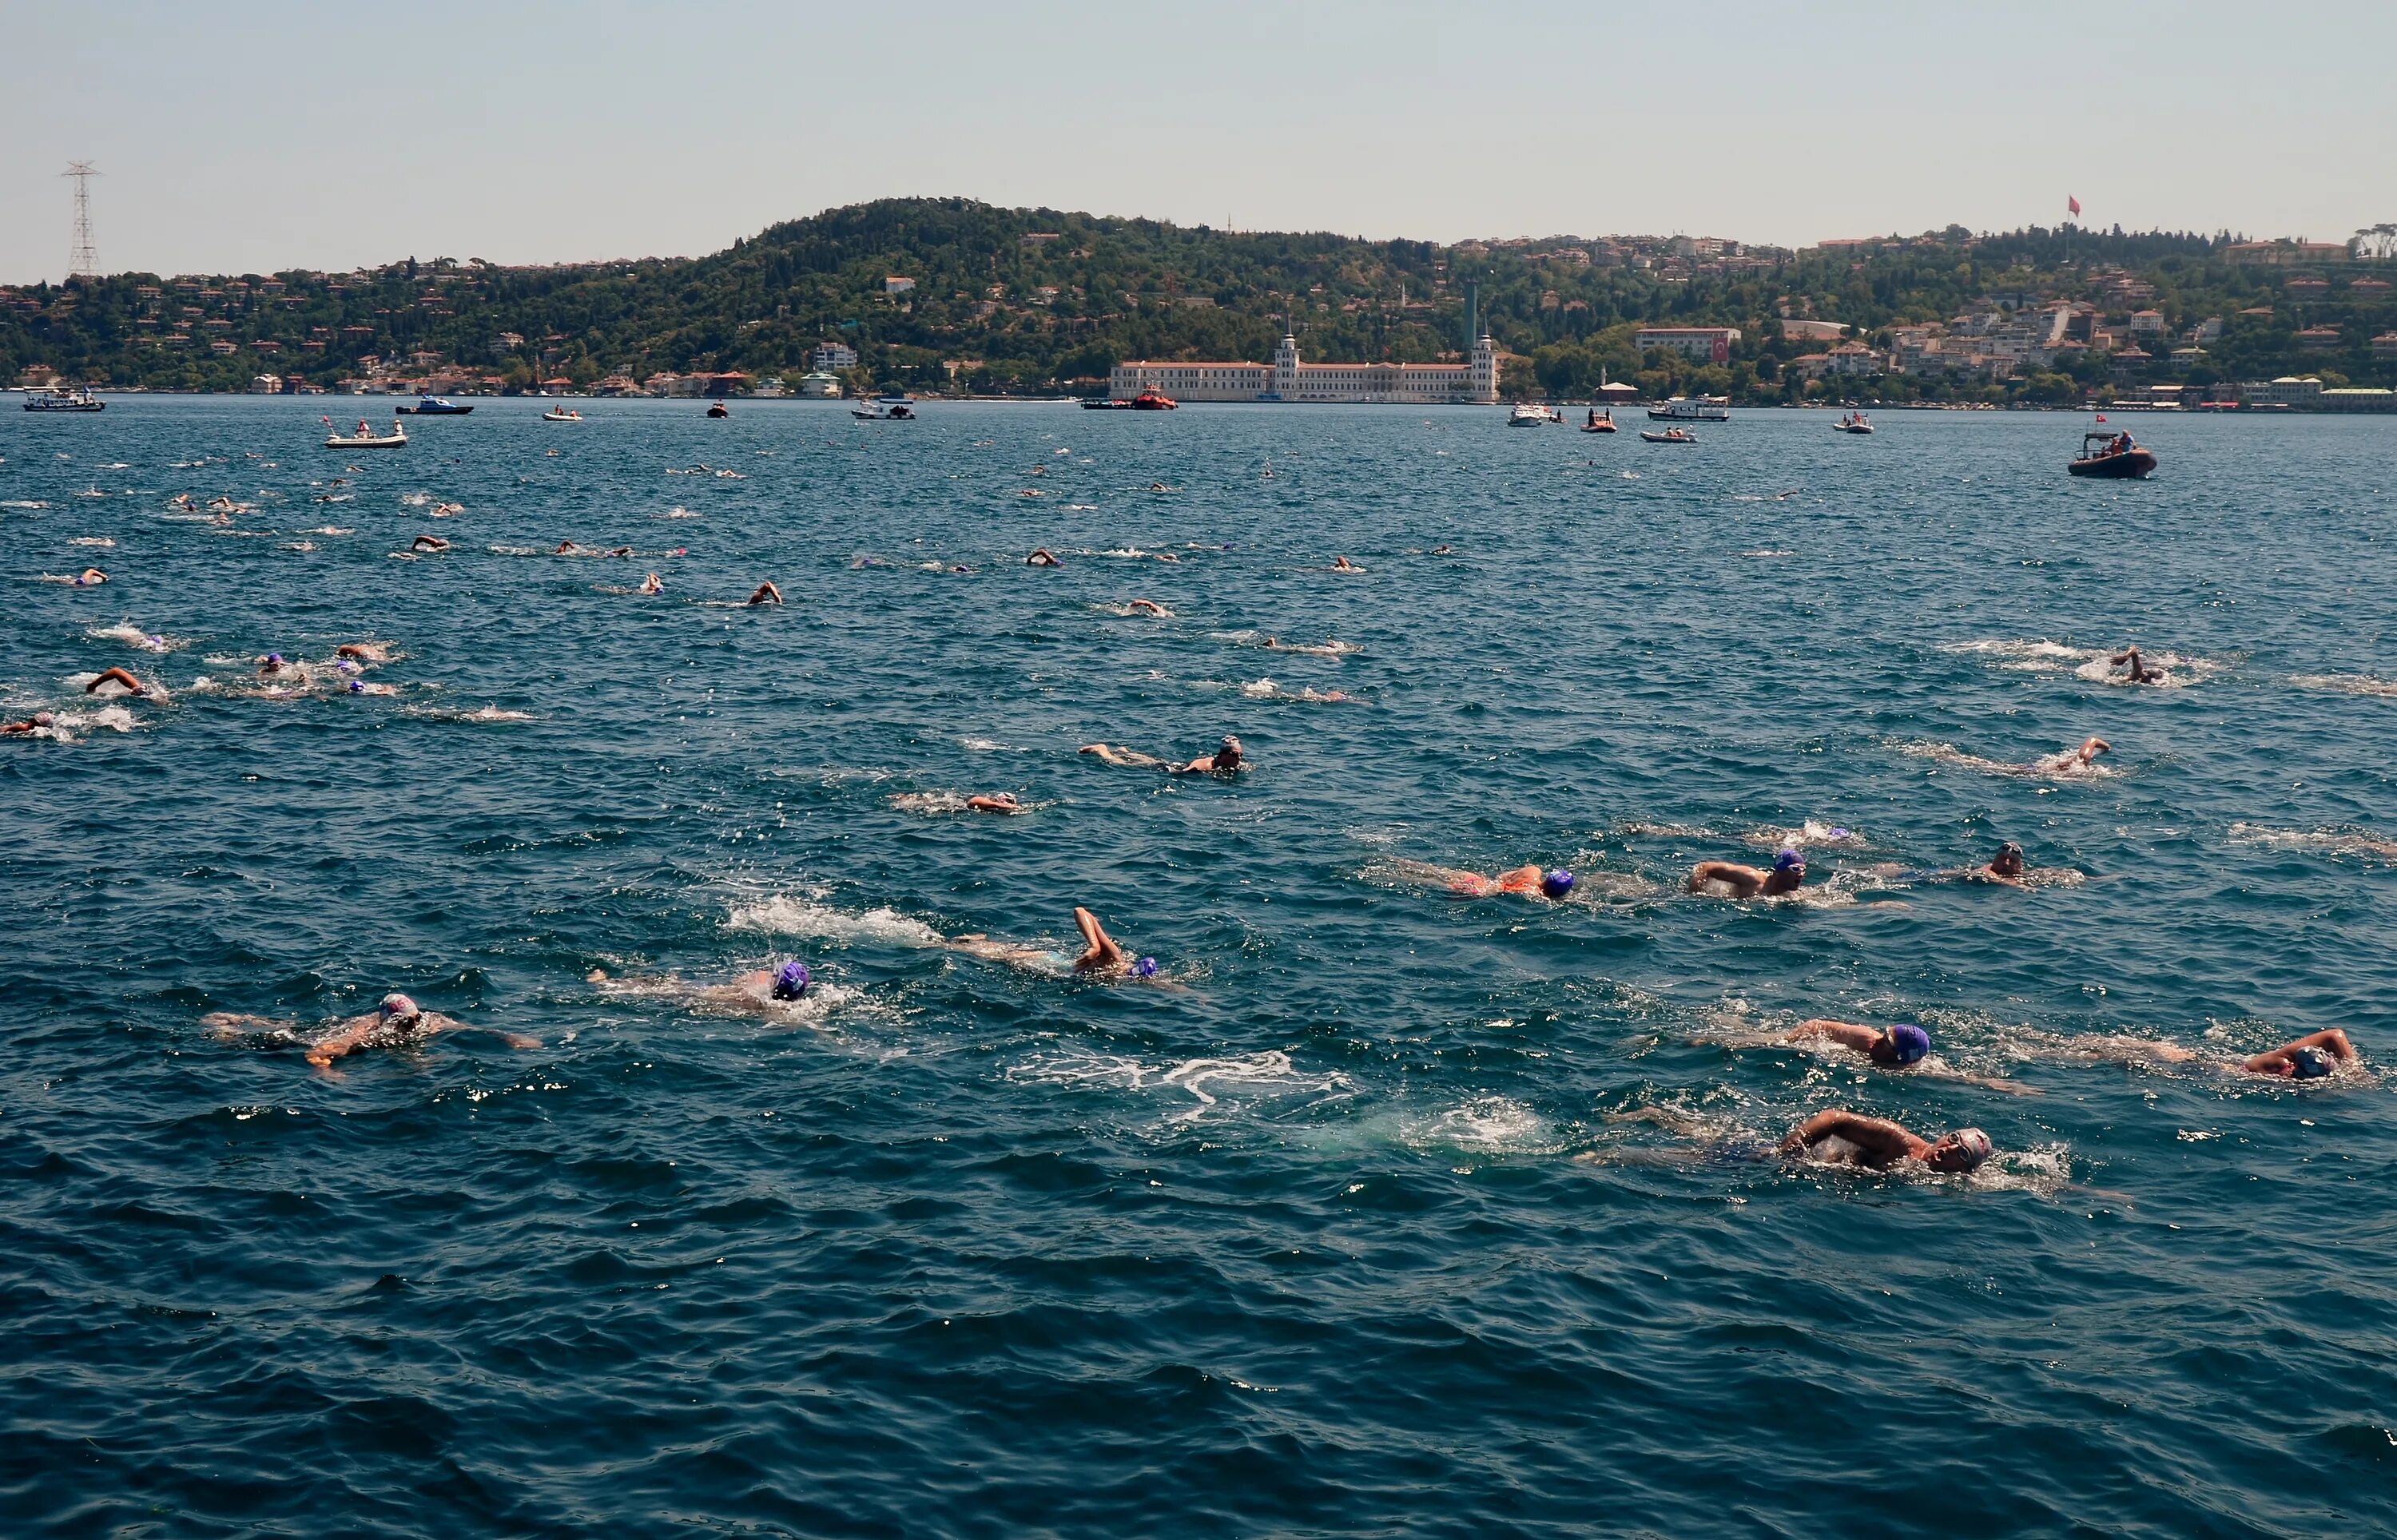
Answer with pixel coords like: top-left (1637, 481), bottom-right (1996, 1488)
top-left (4, 397), bottom-right (2395, 1535)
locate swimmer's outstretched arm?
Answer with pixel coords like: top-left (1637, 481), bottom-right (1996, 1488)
top-left (1079, 744), bottom-right (1167, 770)
top-left (304, 1010), bottom-right (386, 1068)
top-left (88, 667), bottom-right (147, 696)
top-left (1788, 1019), bottom-right (1879, 1054)
top-left (2242, 1028), bottom-right (2356, 1074)
top-left (1687, 860), bottom-right (1763, 895)
top-left (1781, 1110), bottom-right (1918, 1163)
top-left (1071, 907), bottom-right (1127, 973)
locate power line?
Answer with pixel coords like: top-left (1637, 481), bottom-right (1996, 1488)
top-left (63, 161), bottom-right (100, 279)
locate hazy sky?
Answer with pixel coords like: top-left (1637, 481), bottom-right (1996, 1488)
top-left (7, 0), bottom-right (2391, 284)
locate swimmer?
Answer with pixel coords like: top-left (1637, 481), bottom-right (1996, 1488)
top-left (964, 792), bottom-right (1025, 814)
top-left (1330, 556), bottom-right (1363, 572)
top-left (85, 667), bottom-right (156, 698)
top-left (1027, 549), bottom-right (1062, 567)
top-left (746, 581), bottom-right (783, 605)
top-left (256, 652), bottom-right (288, 677)
top-left (2242, 1029), bottom-right (2357, 1080)
top-left (74, 568), bottom-right (107, 586)
top-left (2027, 736), bottom-right (2110, 774)
top-left (1080, 734), bottom-right (1246, 775)
top-left (1431, 544), bottom-right (1453, 554)
top-left (300, 993), bottom-right (536, 1070)
top-left (1262, 637), bottom-right (1346, 657)
top-left (1149, 482), bottom-right (1171, 493)
top-left (1401, 862), bottom-right (1575, 899)
top-left (2110, 647), bottom-right (2166, 685)
top-left (336, 643), bottom-right (391, 662)
top-left (555, 540), bottom-right (582, 554)
top-left (603, 546), bottom-right (631, 558)
top-left (2, 712), bottom-right (57, 735)
top-left (1982, 842), bottom-right (2026, 886)
top-left (1788, 1019), bottom-right (1931, 1067)
top-left (944, 908), bottom-right (1160, 980)
top-left (411, 534), bottom-right (451, 553)
top-left (1780, 1109), bottom-right (1994, 1174)
top-left (587, 961), bottom-right (815, 1017)
top-left (1124, 599), bottom-right (1169, 616)
top-left (639, 573), bottom-right (663, 594)
top-left (1687, 848), bottom-right (1807, 899)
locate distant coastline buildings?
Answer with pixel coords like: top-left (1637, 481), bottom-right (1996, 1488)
top-left (1110, 330), bottom-right (1499, 404)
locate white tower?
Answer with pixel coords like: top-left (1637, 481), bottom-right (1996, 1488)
top-left (1469, 331), bottom-right (1498, 403)
top-left (1272, 330), bottom-right (1301, 400)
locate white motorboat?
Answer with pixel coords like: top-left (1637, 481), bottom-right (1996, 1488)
top-left (324, 416), bottom-right (407, 449)
top-left (542, 407), bottom-right (583, 422)
top-left (1506, 402), bottom-right (1560, 426)
top-left (852, 394), bottom-right (917, 421)
top-left (1648, 396), bottom-right (1731, 422)
top-left (23, 384), bottom-right (105, 413)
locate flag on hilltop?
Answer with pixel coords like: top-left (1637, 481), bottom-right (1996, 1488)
top-left (2069, 195), bottom-right (2082, 216)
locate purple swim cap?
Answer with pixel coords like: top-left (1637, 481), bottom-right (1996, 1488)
top-left (1886, 1023), bottom-right (1932, 1065)
top-left (773, 961), bottom-right (811, 1000)
top-left (265, 653), bottom-right (284, 666)
top-left (348, 680), bottom-right (365, 693)
top-left (1773, 848), bottom-right (1806, 873)
top-left (1132, 957), bottom-right (1159, 978)
top-left (1541, 870), bottom-right (1575, 899)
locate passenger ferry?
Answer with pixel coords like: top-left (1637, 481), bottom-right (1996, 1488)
top-left (1647, 396), bottom-right (1731, 422)
top-left (22, 383), bottom-right (105, 413)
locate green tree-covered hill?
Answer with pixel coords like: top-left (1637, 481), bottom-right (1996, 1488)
top-left (5, 199), bottom-right (2391, 402)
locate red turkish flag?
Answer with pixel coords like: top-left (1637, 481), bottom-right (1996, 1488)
top-left (2069, 195), bottom-right (2081, 216)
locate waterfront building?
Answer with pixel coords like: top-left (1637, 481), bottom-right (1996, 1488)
top-left (1635, 326), bottom-right (1742, 363)
top-left (248, 374), bottom-right (282, 394)
top-left (2245, 375), bottom-right (2324, 406)
top-left (811, 342), bottom-right (859, 371)
top-left (1107, 331), bottom-right (1498, 404)
top-left (797, 371), bottom-right (843, 398)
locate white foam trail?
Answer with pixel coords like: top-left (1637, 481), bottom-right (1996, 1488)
top-left (88, 624), bottom-right (177, 653)
top-left (1401, 1096), bottom-right (1564, 1156)
top-left (2291, 673), bottom-right (2397, 699)
top-left (2228, 823), bottom-right (2397, 863)
top-left (1892, 740), bottom-right (2116, 780)
top-left (70, 537), bottom-right (114, 547)
top-left (890, 791), bottom-right (972, 815)
top-left (1008, 1048), bottom-right (1353, 1124)
top-left (725, 896), bottom-right (943, 948)
top-left (400, 705), bottom-right (535, 724)
top-left (1745, 820), bottom-right (1864, 850)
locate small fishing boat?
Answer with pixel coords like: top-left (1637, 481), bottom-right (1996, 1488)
top-left (851, 394), bottom-right (916, 421)
top-left (1581, 407), bottom-right (1617, 434)
top-left (706, 402), bottom-right (729, 419)
top-left (1508, 403), bottom-right (1560, 427)
top-left (395, 395), bottom-right (472, 415)
top-left (1833, 411), bottom-right (1874, 434)
top-left (324, 417), bottom-right (407, 449)
top-left (1639, 427), bottom-right (1698, 444)
top-left (542, 407), bottom-right (583, 422)
top-left (1648, 396), bottom-right (1731, 422)
top-left (2068, 428), bottom-right (2156, 478)
top-left (1130, 389), bottom-right (1176, 411)
top-left (22, 383), bottom-right (105, 412)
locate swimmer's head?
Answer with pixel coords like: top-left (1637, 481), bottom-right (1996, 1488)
top-left (1216, 736), bottom-right (1243, 766)
top-left (377, 993), bottom-right (419, 1023)
top-left (1876, 1023), bottom-right (1932, 1066)
top-left (2289, 1046), bottom-right (2334, 1080)
top-left (1772, 849), bottom-right (1806, 875)
top-left (32, 712), bottom-right (54, 727)
top-left (1991, 841), bottom-right (2025, 875)
top-left (348, 680), bottom-right (365, 693)
top-left (1128, 956), bottom-right (1159, 978)
top-left (1540, 869), bottom-right (1575, 899)
top-left (1928, 1127), bottom-right (1994, 1173)
top-left (264, 653), bottom-right (283, 667)
top-left (772, 961), bottom-right (812, 1001)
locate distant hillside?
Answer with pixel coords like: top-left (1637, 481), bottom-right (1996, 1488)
top-left (5, 199), bottom-right (2392, 403)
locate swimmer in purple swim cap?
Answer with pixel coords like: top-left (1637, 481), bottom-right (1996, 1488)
top-left (772, 961), bottom-right (811, 1000)
top-left (1686, 848), bottom-right (1807, 899)
top-left (1789, 1019), bottom-right (1933, 1067)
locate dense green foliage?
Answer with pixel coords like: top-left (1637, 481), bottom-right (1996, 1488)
top-left (6, 200), bottom-right (2392, 400)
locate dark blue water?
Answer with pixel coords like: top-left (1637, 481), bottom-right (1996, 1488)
top-left (6, 396), bottom-right (2397, 1537)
